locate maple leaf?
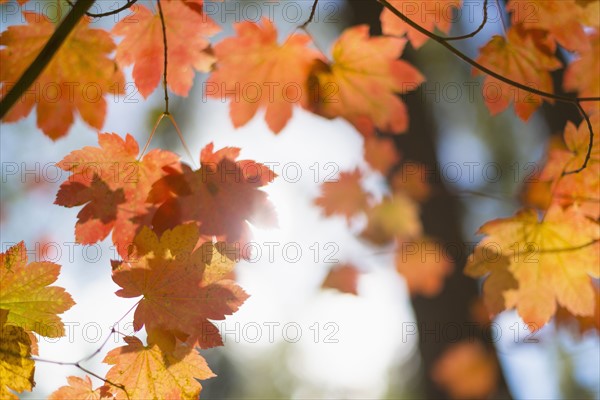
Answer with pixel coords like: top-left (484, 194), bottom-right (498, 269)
top-left (314, 169), bottom-right (370, 223)
top-left (555, 285), bottom-right (600, 335)
top-left (380, 0), bottom-right (462, 49)
top-left (0, 13), bottom-right (124, 140)
top-left (363, 136), bottom-right (401, 174)
top-left (564, 33), bottom-right (599, 113)
top-left (360, 194), bottom-right (422, 245)
top-left (55, 133), bottom-right (180, 256)
top-left (0, 309), bottom-right (35, 400)
top-left (465, 206), bottom-right (600, 329)
top-left (390, 162), bottom-right (432, 202)
top-left (307, 25), bottom-right (424, 136)
top-left (474, 26), bottom-right (562, 121)
top-left (577, 0), bottom-right (600, 28)
top-left (321, 264), bottom-right (361, 295)
top-left (112, 1), bottom-right (219, 98)
top-left (48, 376), bottom-right (112, 400)
top-left (103, 330), bottom-right (215, 400)
top-left (0, 242), bottom-right (74, 337)
top-left (150, 143), bottom-right (277, 251)
top-left (111, 224), bottom-right (248, 348)
top-left (431, 341), bottom-right (498, 399)
top-left (396, 238), bottom-right (453, 297)
top-left (507, 0), bottom-right (589, 52)
top-left (207, 17), bottom-right (320, 133)
top-left (540, 116), bottom-right (600, 218)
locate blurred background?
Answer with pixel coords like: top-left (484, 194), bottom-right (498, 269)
top-left (1, 0), bottom-right (598, 398)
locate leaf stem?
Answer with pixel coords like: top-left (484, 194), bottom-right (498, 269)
top-left (156, 0), bottom-right (169, 114)
top-left (444, 0), bottom-right (488, 41)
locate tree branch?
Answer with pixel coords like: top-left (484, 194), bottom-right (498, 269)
top-left (377, 0), bottom-right (598, 172)
top-left (377, 0), bottom-right (600, 103)
top-left (0, 0), bottom-right (96, 119)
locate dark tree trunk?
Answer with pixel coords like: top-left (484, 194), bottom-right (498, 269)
top-left (346, 1), bottom-right (513, 398)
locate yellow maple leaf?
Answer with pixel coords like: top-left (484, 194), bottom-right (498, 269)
top-left (0, 242), bottom-right (75, 337)
top-left (103, 330), bottom-right (215, 400)
top-left (360, 194), bottom-right (422, 245)
top-left (0, 309), bottom-right (35, 400)
top-left (465, 206), bottom-right (600, 329)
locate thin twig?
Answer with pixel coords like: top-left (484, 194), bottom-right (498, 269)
top-left (444, 0), bottom-right (488, 41)
top-left (563, 101), bottom-right (596, 175)
top-left (300, 0), bottom-right (320, 29)
top-left (0, 0), bottom-right (95, 119)
top-left (29, 356), bottom-right (130, 399)
top-left (77, 327), bottom-right (116, 363)
top-left (64, 0), bottom-right (139, 18)
top-left (156, 0), bottom-right (170, 114)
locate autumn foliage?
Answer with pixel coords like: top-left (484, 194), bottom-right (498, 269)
top-left (1, 0), bottom-right (599, 398)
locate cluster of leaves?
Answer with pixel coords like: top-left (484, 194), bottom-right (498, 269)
top-left (315, 137), bottom-right (453, 297)
top-left (1, 3), bottom-right (425, 139)
top-left (0, 242), bottom-right (74, 398)
top-left (312, 0), bottom-right (599, 397)
top-left (0, 0), bottom-right (599, 398)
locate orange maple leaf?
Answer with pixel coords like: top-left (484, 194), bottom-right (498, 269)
top-left (0, 13), bottom-right (124, 139)
top-left (112, 0), bottom-right (219, 98)
top-left (321, 264), bottom-right (361, 295)
top-left (55, 133), bottom-right (180, 256)
top-left (111, 225), bottom-right (248, 348)
top-left (564, 33), bottom-right (599, 113)
top-left (48, 376), bottom-right (112, 400)
top-left (507, 0), bottom-right (589, 52)
top-left (396, 238), bottom-right (453, 297)
top-left (474, 26), bottom-right (562, 121)
top-left (363, 136), bottom-right (401, 174)
top-left (307, 25), bottom-right (424, 136)
top-left (555, 285), bottom-right (600, 335)
top-left (380, 0), bottom-right (462, 49)
top-left (540, 116), bottom-right (600, 218)
top-left (314, 169), bottom-right (371, 223)
top-left (103, 331), bottom-right (215, 400)
top-left (207, 17), bottom-right (320, 133)
top-left (465, 206), bottom-right (600, 330)
top-left (150, 143), bottom-right (278, 251)
top-left (431, 341), bottom-right (498, 399)
top-left (0, 242), bottom-right (74, 337)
